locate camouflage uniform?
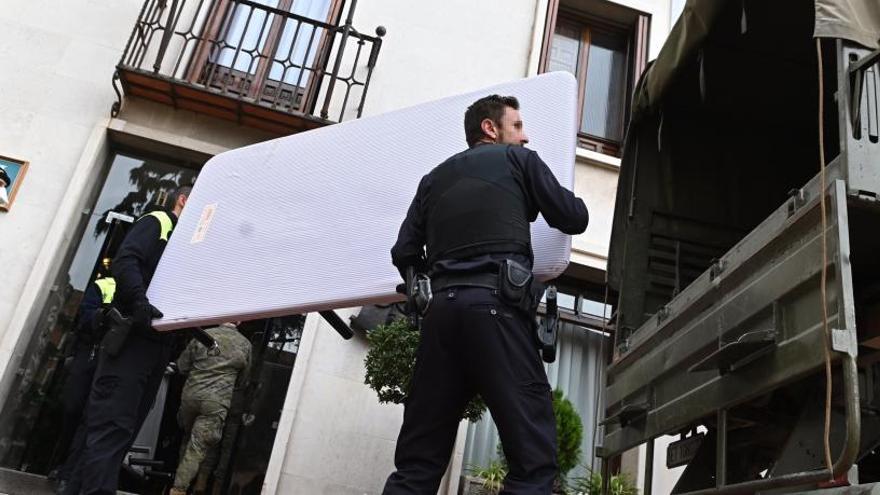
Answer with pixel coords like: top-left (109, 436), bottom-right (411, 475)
top-left (172, 323), bottom-right (251, 491)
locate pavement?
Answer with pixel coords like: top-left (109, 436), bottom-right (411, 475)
top-left (0, 468), bottom-right (138, 495)
top-left (0, 467), bottom-right (56, 495)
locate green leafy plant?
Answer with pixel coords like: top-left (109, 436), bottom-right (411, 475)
top-left (468, 461), bottom-right (508, 494)
top-left (553, 389), bottom-right (584, 478)
top-left (569, 467), bottom-right (602, 495)
top-left (570, 467), bottom-right (639, 495)
top-left (608, 474), bottom-right (639, 495)
top-left (364, 318), bottom-right (487, 421)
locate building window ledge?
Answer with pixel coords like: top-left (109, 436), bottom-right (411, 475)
top-left (576, 146), bottom-right (621, 169)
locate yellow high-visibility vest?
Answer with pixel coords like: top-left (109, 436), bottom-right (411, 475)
top-left (94, 277), bottom-right (116, 304)
top-left (140, 211), bottom-right (174, 242)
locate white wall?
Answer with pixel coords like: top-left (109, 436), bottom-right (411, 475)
top-left (352, 0), bottom-right (542, 116)
top-left (0, 0), bottom-right (143, 341)
top-left (613, 0), bottom-right (676, 60)
top-left (572, 151), bottom-right (623, 271)
top-left (264, 311), bottom-right (468, 494)
top-left (266, 311), bottom-right (401, 493)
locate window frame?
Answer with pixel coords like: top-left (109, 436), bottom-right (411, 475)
top-left (540, 3), bottom-right (649, 157)
top-left (184, 0), bottom-right (345, 113)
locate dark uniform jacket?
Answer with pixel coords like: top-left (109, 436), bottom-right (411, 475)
top-left (391, 144), bottom-right (589, 278)
top-left (76, 282), bottom-right (105, 344)
top-left (111, 209), bottom-right (178, 314)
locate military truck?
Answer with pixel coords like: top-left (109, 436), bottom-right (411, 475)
top-left (601, 0), bottom-right (880, 493)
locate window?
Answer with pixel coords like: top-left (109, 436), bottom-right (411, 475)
top-left (541, 5), bottom-right (649, 156)
top-left (187, 0), bottom-right (343, 111)
top-left (580, 296), bottom-right (613, 320)
top-left (539, 287), bottom-right (612, 323)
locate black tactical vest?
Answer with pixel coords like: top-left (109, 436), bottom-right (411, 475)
top-left (424, 144), bottom-right (532, 265)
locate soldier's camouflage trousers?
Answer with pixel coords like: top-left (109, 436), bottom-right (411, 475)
top-left (173, 399), bottom-right (228, 490)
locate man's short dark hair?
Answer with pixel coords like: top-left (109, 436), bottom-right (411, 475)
top-left (464, 95), bottom-right (520, 147)
top-left (171, 186), bottom-right (192, 205)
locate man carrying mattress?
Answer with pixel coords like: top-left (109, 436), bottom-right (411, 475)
top-left (385, 95), bottom-right (589, 493)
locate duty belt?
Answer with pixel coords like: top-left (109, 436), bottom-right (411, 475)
top-left (431, 272), bottom-right (499, 292)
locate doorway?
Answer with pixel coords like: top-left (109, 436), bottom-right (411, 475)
top-left (0, 149), bottom-right (305, 494)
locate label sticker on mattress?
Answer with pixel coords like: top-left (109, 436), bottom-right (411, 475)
top-left (191, 203), bottom-right (217, 244)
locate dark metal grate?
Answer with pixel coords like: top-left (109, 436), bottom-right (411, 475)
top-left (114, 0), bottom-right (385, 127)
top-left (646, 213), bottom-right (744, 303)
top-left (647, 234), bottom-right (726, 298)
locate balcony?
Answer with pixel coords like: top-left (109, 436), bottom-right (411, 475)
top-left (113, 0), bottom-right (385, 134)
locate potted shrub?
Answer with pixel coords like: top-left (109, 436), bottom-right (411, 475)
top-left (462, 461), bottom-right (507, 495)
top-left (553, 389), bottom-right (584, 486)
top-left (363, 318), bottom-right (486, 421)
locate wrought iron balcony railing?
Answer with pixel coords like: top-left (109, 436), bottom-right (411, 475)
top-left (113, 0), bottom-right (385, 133)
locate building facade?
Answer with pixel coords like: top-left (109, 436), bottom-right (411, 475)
top-left (0, 0), bottom-right (682, 492)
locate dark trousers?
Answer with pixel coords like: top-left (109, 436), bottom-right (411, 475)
top-left (384, 287), bottom-right (557, 494)
top-left (56, 341), bottom-right (100, 481)
top-left (64, 333), bottom-right (172, 495)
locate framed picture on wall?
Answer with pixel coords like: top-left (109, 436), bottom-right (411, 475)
top-left (0, 155), bottom-right (29, 212)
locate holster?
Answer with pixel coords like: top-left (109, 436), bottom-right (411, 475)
top-left (498, 259), bottom-right (539, 315)
top-left (411, 273), bottom-right (433, 316)
top-left (537, 286), bottom-right (560, 363)
top-left (497, 260), bottom-right (558, 362)
top-left (100, 307), bottom-right (132, 358)
top-left (403, 267), bottom-right (431, 330)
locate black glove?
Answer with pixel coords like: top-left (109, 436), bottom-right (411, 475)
top-left (90, 307), bottom-right (109, 338)
top-left (132, 300), bottom-right (163, 333)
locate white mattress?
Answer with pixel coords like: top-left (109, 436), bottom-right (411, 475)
top-left (149, 72), bottom-right (579, 330)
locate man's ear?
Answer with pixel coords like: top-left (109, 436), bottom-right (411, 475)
top-left (480, 118), bottom-right (498, 142)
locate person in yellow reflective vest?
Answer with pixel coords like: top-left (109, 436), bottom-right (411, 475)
top-left (52, 274), bottom-right (116, 488)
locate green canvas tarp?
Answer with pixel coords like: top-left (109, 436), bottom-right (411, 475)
top-left (816, 0), bottom-right (880, 49)
top-left (633, 0), bottom-right (880, 120)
